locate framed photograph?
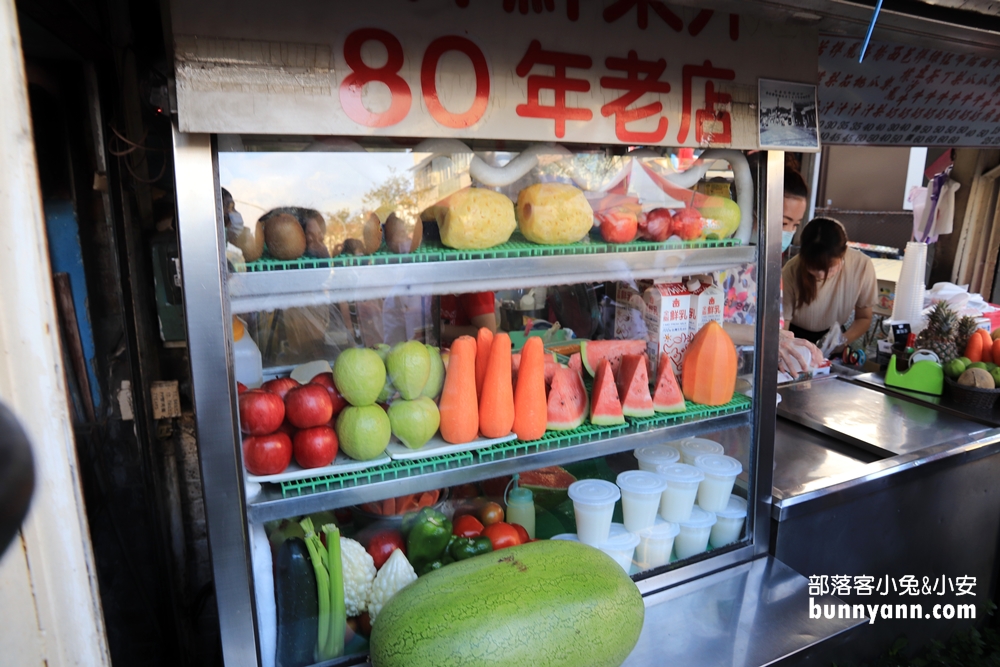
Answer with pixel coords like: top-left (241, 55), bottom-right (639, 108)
top-left (758, 79), bottom-right (820, 152)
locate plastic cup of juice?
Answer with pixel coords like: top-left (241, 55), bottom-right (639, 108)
top-left (680, 438), bottom-right (725, 465)
top-left (710, 495), bottom-right (748, 548)
top-left (598, 523), bottom-right (641, 573)
top-left (616, 470), bottom-right (669, 533)
top-left (693, 454), bottom-right (743, 513)
top-left (633, 444), bottom-right (681, 472)
top-left (654, 463), bottom-right (705, 523)
top-left (634, 518), bottom-right (680, 570)
top-left (674, 506), bottom-right (717, 559)
top-left (567, 479), bottom-right (621, 546)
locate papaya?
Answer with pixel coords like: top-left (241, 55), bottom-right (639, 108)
top-left (479, 333), bottom-right (514, 438)
top-left (681, 320), bottom-right (737, 406)
top-left (439, 336), bottom-right (478, 444)
top-left (512, 337), bottom-right (546, 441)
top-left (370, 540), bottom-right (644, 667)
top-left (476, 328), bottom-right (494, 398)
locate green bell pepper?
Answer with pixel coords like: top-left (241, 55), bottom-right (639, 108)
top-left (405, 507), bottom-right (453, 571)
top-left (449, 536), bottom-right (494, 561)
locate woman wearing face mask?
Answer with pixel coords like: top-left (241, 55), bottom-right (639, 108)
top-left (782, 217), bottom-right (877, 350)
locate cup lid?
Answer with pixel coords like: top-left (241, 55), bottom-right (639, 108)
top-left (550, 533), bottom-right (580, 542)
top-left (714, 495), bottom-right (748, 519)
top-left (633, 445), bottom-right (680, 466)
top-left (681, 438), bottom-right (724, 458)
top-left (693, 454), bottom-right (743, 478)
top-left (637, 518), bottom-right (680, 540)
top-left (600, 523), bottom-right (641, 550)
top-left (654, 462), bottom-right (705, 484)
top-left (677, 506), bottom-right (717, 528)
top-left (568, 479), bottom-right (621, 506)
top-left (616, 470), bottom-right (668, 495)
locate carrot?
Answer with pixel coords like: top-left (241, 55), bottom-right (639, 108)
top-left (439, 336), bottom-right (479, 444)
top-left (965, 331), bottom-right (983, 363)
top-left (512, 336), bottom-right (547, 441)
top-left (479, 332), bottom-right (515, 438)
top-left (980, 329), bottom-right (994, 364)
top-left (475, 328), bottom-right (494, 398)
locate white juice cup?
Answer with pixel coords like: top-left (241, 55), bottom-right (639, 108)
top-left (598, 523), bottom-right (641, 573)
top-left (635, 518), bottom-right (680, 570)
top-left (616, 470), bottom-right (669, 533)
top-left (567, 479), bottom-right (621, 546)
top-left (633, 444), bottom-right (681, 472)
top-left (693, 454), bottom-right (743, 513)
top-left (710, 495), bottom-right (748, 548)
top-left (674, 506), bottom-right (717, 559)
top-left (680, 438), bottom-right (725, 465)
top-left (654, 463), bottom-right (705, 523)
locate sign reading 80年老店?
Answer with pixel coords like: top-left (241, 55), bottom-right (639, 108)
top-left (172, 0), bottom-right (816, 148)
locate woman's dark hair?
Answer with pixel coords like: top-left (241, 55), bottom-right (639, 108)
top-left (795, 217), bottom-right (848, 309)
top-left (784, 168), bottom-right (809, 200)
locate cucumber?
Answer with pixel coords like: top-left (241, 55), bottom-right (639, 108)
top-left (275, 537), bottom-right (318, 667)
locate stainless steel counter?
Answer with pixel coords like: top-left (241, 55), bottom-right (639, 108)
top-left (772, 419), bottom-right (874, 501)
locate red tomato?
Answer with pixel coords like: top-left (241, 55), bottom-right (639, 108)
top-left (453, 514), bottom-right (484, 538)
top-left (479, 501), bottom-right (504, 526)
top-left (366, 529), bottom-right (405, 570)
top-left (482, 522), bottom-right (521, 550)
top-left (510, 523), bottom-right (529, 544)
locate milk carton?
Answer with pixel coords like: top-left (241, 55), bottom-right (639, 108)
top-left (643, 281), bottom-right (695, 378)
top-left (690, 281), bottom-right (724, 333)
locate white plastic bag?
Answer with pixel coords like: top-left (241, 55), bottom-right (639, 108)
top-left (817, 323), bottom-right (847, 358)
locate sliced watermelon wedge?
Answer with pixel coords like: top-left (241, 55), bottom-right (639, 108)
top-left (568, 352), bottom-right (583, 377)
top-left (546, 367), bottom-right (588, 430)
top-left (616, 354), bottom-right (654, 418)
top-left (580, 340), bottom-right (647, 377)
top-left (652, 354), bottom-right (686, 413)
top-left (590, 359), bottom-right (625, 426)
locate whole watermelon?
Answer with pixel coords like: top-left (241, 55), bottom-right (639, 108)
top-left (370, 540), bottom-right (644, 667)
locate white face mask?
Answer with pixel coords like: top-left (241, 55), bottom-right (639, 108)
top-left (781, 230), bottom-right (795, 252)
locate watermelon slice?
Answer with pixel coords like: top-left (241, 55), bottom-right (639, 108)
top-left (652, 354), bottom-right (686, 413)
top-left (568, 352), bottom-right (583, 377)
top-left (590, 359), bottom-right (625, 426)
top-left (616, 354), bottom-right (654, 418)
top-left (580, 340), bottom-right (646, 377)
top-left (546, 367), bottom-right (588, 430)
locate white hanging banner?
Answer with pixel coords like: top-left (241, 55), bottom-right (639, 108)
top-left (171, 0), bottom-right (816, 148)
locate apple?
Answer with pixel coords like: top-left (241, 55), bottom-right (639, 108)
top-left (293, 425), bottom-right (338, 469)
top-left (239, 389), bottom-right (285, 435)
top-left (237, 382), bottom-right (248, 395)
top-left (242, 431), bottom-right (292, 475)
top-left (285, 383), bottom-right (334, 429)
top-left (366, 529), bottom-right (405, 570)
top-left (262, 377), bottom-right (300, 399)
top-left (642, 207), bottom-right (673, 242)
top-left (672, 207), bottom-right (704, 241)
top-left (276, 420), bottom-right (298, 439)
top-left (597, 207), bottom-right (638, 244)
top-left (309, 372), bottom-right (348, 418)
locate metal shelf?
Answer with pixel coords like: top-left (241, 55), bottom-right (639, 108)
top-left (247, 409), bottom-right (751, 523)
top-left (229, 245), bottom-right (756, 312)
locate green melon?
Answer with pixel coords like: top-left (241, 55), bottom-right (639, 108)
top-left (370, 540), bottom-right (644, 667)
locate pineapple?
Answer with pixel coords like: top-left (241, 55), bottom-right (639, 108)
top-left (915, 300), bottom-right (959, 362)
top-left (956, 315), bottom-right (979, 356)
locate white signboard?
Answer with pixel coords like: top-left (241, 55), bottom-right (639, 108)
top-left (171, 0), bottom-right (816, 148)
top-left (818, 36), bottom-right (1000, 146)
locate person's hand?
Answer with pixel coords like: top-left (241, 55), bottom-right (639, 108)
top-left (777, 331), bottom-right (824, 375)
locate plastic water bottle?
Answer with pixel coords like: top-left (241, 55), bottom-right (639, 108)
top-left (505, 475), bottom-right (536, 539)
top-left (233, 316), bottom-right (263, 388)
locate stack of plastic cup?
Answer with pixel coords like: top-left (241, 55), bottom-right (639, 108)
top-left (633, 444), bottom-right (681, 472)
top-left (679, 438), bottom-right (725, 465)
top-left (599, 524), bottom-right (641, 572)
top-left (710, 495), bottom-right (748, 548)
top-left (693, 454), bottom-right (743, 512)
top-left (567, 479), bottom-right (620, 546)
top-left (890, 242), bottom-right (928, 333)
top-left (654, 463), bottom-right (705, 522)
top-left (616, 471), bottom-right (669, 532)
top-left (635, 518), bottom-right (680, 570)
top-left (674, 506), bottom-right (717, 559)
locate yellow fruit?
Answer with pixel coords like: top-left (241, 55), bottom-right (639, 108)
top-left (435, 188), bottom-right (516, 250)
top-left (516, 183), bottom-right (593, 245)
top-left (958, 367), bottom-right (995, 389)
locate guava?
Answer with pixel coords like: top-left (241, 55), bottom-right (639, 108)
top-left (969, 362), bottom-right (988, 371)
top-left (420, 346), bottom-right (445, 400)
top-left (336, 405), bottom-right (391, 460)
top-left (386, 340), bottom-right (431, 400)
top-left (959, 357), bottom-right (972, 367)
top-left (696, 197), bottom-right (741, 239)
top-left (377, 377), bottom-right (397, 404)
top-left (388, 397), bottom-right (440, 449)
top-left (993, 368), bottom-right (1000, 387)
top-left (944, 359), bottom-right (966, 380)
top-left (374, 343), bottom-right (391, 362)
top-left (333, 348), bottom-right (386, 406)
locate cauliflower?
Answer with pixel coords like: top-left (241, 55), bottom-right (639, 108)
top-left (340, 537), bottom-right (375, 617)
top-left (368, 549), bottom-right (417, 624)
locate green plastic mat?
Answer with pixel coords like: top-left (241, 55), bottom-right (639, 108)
top-left (242, 233), bottom-right (741, 273)
top-left (276, 393), bottom-right (751, 498)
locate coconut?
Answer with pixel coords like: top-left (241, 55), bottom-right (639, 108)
top-left (958, 367), bottom-right (996, 389)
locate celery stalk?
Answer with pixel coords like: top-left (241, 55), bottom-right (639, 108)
top-left (322, 524), bottom-right (346, 660)
top-left (299, 517), bottom-right (331, 658)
